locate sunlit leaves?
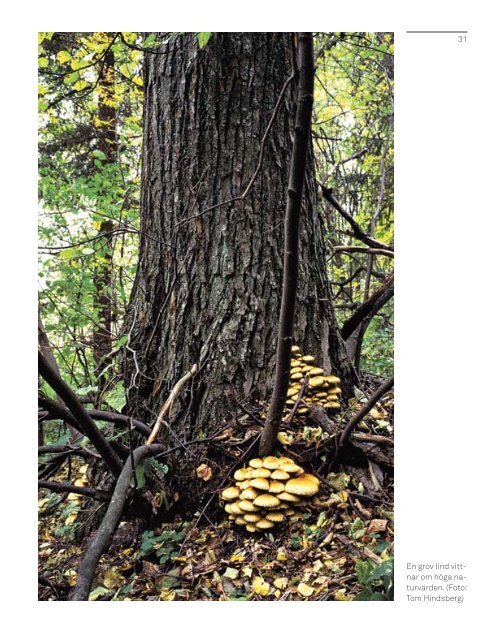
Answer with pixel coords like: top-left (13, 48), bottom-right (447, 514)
top-left (197, 32), bottom-right (212, 48)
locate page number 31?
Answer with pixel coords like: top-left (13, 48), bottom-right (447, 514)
top-left (458, 35), bottom-right (467, 43)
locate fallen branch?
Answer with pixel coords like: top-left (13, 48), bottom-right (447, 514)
top-left (39, 395), bottom-right (152, 439)
top-left (71, 444), bottom-right (166, 600)
top-left (146, 364), bottom-right (199, 445)
top-left (38, 351), bottom-right (123, 476)
top-left (338, 377), bottom-right (394, 449)
top-left (38, 480), bottom-right (111, 501)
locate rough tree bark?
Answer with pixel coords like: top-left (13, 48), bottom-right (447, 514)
top-left (124, 33), bottom-right (353, 450)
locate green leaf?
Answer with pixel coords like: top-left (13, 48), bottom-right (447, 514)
top-left (56, 50), bottom-right (72, 64)
top-left (59, 247), bottom-right (78, 259)
top-left (38, 57), bottom-right (49, 68)
top-left (89, 586), bottom-right (109, 600)
top-left (197, 32), bottom-right (212, 48)
top-left (134, 463), bottom-right (146, 489)
top-left (106, 381), bottom-right (126, 412)
top-left (143, 34), bottom-right (156, 48)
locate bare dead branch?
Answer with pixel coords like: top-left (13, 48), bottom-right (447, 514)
top-left (38, 351), bottom-right (123, 476)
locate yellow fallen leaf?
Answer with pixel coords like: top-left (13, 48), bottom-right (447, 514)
top-left (252, 576), bottom-right (270, 596)
top-left (103, 567), bottom-right (125, 589)
top-left (196, 463), bottom-right (213, 481)
top-left (274, 589), bottom-right (281, 598)
top-left (79, 464), bottom-right (89, 474)
top-left (229, 554), bottom-right (245, 563)
top-left (277, 550), bottom-right (287, 561)
top-left (297, 583), bottom-right (314, 597)
top-left (223, 567), bottom-right (239, 579)
top-left (242, 566), bottom-right (253, 577)
top-left (274, 577), bottom-right (288, 589)
top-left (65, 513), bottom-right (77, 525)
top-left (312, 559), bottom-right (324, 573)
top-left (334, 588), bottom-right (352, 601)
top-left (277, 431), bottom-right (293, 445)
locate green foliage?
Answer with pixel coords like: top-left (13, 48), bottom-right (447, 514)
top-left (137, 528), bottom-right (186, 565)
top-left (132, 458), bottom-right (169, 490)
top-left (353, 557), bottom-right (394, 600)
top-left (197, 32), bottom-right (212, 48)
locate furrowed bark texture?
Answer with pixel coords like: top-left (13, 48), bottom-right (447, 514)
top-left (259, 33), bottom-right (314, 456)
top-left (125, 33), bottom-right (353, 446)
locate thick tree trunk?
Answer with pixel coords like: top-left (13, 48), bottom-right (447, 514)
top-left (125, 33), bottom-right (353, 446)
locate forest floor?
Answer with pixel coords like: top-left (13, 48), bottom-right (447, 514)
top-left (38, 387), bottom-right (394, 601)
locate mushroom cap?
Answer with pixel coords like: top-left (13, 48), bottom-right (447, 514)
top-left (325, 376), bottom-right (341, 385)
top-left (284, 475), bottom-right (319, 496)
top-left (271, 469), bottom-right (290, 481)
top-left (279, 462), bottom-right (303, 474)
top-left (297, 407), bottom-right (309, 414)
top-left (290, 367), bottom-right (302, 374)
top-left (243, 513), bottom-right (262, 523)
top-left (246, 523), bottom-right (258, 533)
top-left (265, 511), bottom-right (285, 523)
top-left (251, 468), bottom-right (271, 478)
top-left (238, 479), bottom-right (252, 490)
top-left (234, 468), bottom-right (251, 481)
top-left (308, 367), bottom-right (325, 376)
top-left (238, 500), bottom-right (260, 512)
top-left (253, 493), bottom-right (281, 508)
top-left (277, 456), bottom-right (294, 465)
top-left (221, 486), bottom-right (240, 501)
top-left (326, 403), bottom-right (341, 409)
top-left (301, 355), bottom-right (315, 363)
top-left (300, 473), bottom-right (320, 485)
top-left (250, 477), bottom-right (270, 491)
top-left (327, 386), bottom-right (341, 395)
top-left (224, 503), bottom-right (236, 514)
top-left (231, 500), bottom-right (246, 516)
top-left (255, 518), bottom-right (275, 529)
top-left (268, 480), bottom-right (286, 494)
top-left (287, 387), bottom-right (300, 398)
top-left (291, 345), bottom-right (301, 353)
top-left (248, 458), bottom-right (264, 469)
top-left (277, 491), bottom-right (301, 503)
top-left (262, 456), bottom-right (281, 470)
top-left (291, 373), bottom-right (303, 381)
top-left (240, 487), bottom-right (260, 501)
top-left (308, 376), bottom-right (326, 388)
top-left (235, 516), bottom-right (247, 525)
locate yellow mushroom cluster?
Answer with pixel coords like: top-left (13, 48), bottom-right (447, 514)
top-left (287, 345), bottom-right (341, 414)
top-left (221, 456), bottom-right (320, 533)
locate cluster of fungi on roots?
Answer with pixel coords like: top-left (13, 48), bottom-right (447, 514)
top-left (221, 456), bottom-right (320, 533)
top-left (287, 345), bottom-right (342, 415)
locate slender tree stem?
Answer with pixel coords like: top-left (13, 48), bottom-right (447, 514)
top-left (259, 33), bottom-right (314, 456)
